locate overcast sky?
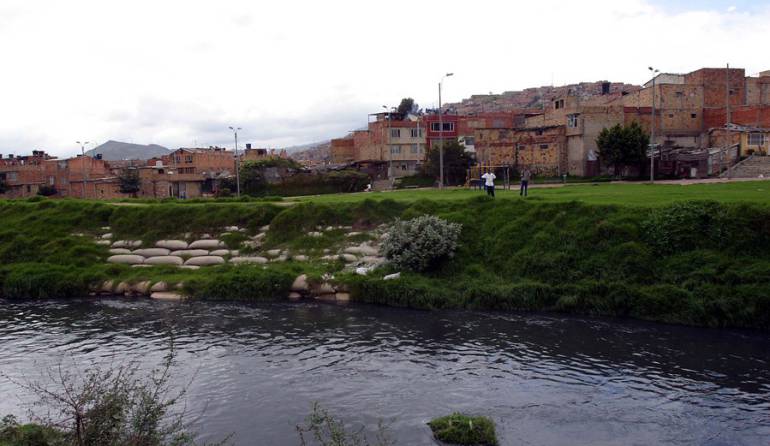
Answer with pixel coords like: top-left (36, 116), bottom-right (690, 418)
top-left (1, 0), bottom-right (769, 157)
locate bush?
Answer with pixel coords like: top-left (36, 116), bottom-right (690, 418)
top-left (427, 413), bottom-right (498, 446)
top-left (381, 215), bottom-right (462, 272)
top-left (2, 347), bottom-right (226, 446)
top-left (296, 403), bottom-right (392, 446)
top-left (185, 266), bottom-right (296, 301)
top-left (641, 201), bottom-right (730, 255)
top-left (0, 415), bottom-right (64, 446)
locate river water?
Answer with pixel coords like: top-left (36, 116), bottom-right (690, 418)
top-left (0, 298), bottom-right (768, 445)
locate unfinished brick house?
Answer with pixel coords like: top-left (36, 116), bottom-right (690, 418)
top-left (339, 112), bottom-right (427, 178)
top-left (0, 151), bottom-right (130, 199)
top-left (474, 125), bottom-right (567, 176)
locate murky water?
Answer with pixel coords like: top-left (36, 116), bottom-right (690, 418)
top-left (1, 298), bottom-right (769, 445)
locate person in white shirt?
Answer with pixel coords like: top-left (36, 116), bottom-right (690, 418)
top-left (481, 170), bottom-right (496, 197)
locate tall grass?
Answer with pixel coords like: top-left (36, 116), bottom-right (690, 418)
top-left (1, 196), bottom-right (769, 329)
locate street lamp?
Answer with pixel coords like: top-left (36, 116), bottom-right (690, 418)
top-left (76, 141), bottom-right (90, 198)
top-left (438, 72), bottom-right (454, 189)
top-left (648, 66), bottom-right (659, 183)
top-left (228, 126), bottom-right (242, 197)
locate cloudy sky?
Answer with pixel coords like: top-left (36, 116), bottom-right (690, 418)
top-left (1, 0), bottom-right (769, 157)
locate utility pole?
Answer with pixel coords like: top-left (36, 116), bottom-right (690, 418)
top-left (229, 126), bottom-right (242, 197)
top-left (648, 67), bottom-right (659, 183)
top-left (76, 141), bottom-right (90, 198)
top-left (438, 72), bottom-right (454, 188)
top-left (726, 63), bottom-right (733, 179)
top-left (382, 105), bottom-right (395, 188)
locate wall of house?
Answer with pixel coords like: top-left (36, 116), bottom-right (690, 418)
top-left (163, 149), bottom-right (235, 174)
top-left (474, 126), bottom-right (566, 176)
top-left (685, 67), bottom-right (746, 108)
top-left (330, 138), bottom-right (356, 164)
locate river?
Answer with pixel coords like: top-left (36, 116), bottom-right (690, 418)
top-left (0, 298), bottom-right (768, 445)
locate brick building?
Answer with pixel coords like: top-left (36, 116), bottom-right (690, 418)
top-left (474, 125), bottom-right (567, 176)
top-left (330, 137), bottom-right (356, 164)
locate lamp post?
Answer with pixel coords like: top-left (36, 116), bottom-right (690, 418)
top-left (438, 72), bottom-right (454, 188)
top-left (648, 67), bottom-right (659, 183)
top-left (76, 141), bottom-right (90, 198)
top-left (229, 126), bottom-right (241, 197)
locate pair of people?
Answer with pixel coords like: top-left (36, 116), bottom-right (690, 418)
top-left (480, 167), bottom-right (533, 198)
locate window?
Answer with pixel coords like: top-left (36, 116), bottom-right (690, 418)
top-left (535, 129), bottom-right (544, 136)
top-left (748, 133), bottom-right (766, 146)
top-left (567, 114), bottom-right (579, 128)
top-left (691, 113), bottom-right (697, 118)
top-left (540, 144), bottom-right (549, 150)
top-left (675, 91), bottom-right (684, 97)
top-left (431, 122), bottom-right (454, 132)
top-left (390, 145), bottom-right (401, 155)
top-left (184, 155), bottom-right (193, 163)
top-left (178, 167), bottom-right (196, 174)
top-left (464, 137), bottom-right (475, 146)
top-left (390, 129), bottom-right (401, 138)
top-left (48, 176), bottom-right (55, 185)
top-left (410, 128), bottom-right (423, 138)
top-left (6, 172), bottom-right (18, 181)
top-left (554, 99), bottom-right (565, 109)
top-left (410, 144), bottom-right (419, 154)
top-left (174, 156), bottom-right (181, 164)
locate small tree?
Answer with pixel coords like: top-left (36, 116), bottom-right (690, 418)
top-left (239, 162), bottom-right (269, 196)
top-left (118, 168), bottom-right (141, 197)
top-left (1, 345), bottom-right (229, 446)
top-left (397, 98), bottom-right (416, 116)
top-left (596, 122), bottom-right (649, 177)
top-left (423, 140), bottom-right (471, 186)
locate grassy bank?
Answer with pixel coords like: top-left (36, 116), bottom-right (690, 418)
top-left (2, 183), bottom-right (770, 330)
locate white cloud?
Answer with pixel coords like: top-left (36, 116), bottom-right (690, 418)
top-left (0, 0), bottom-right (769, 157)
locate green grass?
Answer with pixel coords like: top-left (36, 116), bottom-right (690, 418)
top-left (3, 184), bottom-right (770, 330)
top-left (428, 413), bottom-right (498, 446)
top-left (287, 180), bottom-right (770, 206)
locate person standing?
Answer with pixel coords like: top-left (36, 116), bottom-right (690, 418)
top-left (481, 170), bottom-right (496, 197)
top-left (520, 167), bottom-right (532, 197)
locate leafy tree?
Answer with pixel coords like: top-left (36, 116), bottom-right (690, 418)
top-left (239, 162), bottom-right (269, 196)
top-left (37, 184), bottom-right (57, 196)
top-left (596, 122), bottom-right (649, 177)
top-left (118, 168), bottom-right (141, 196)
top-left (423, 140), bottom-right (471, 186)
top-left (397, 97), bottom-right (416, 116)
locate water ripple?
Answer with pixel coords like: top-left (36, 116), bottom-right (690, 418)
top-left (1, 299), bottom-right (769, 446)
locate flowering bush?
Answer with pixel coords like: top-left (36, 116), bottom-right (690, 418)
top-left (381, 215), bottom-right (462, 272)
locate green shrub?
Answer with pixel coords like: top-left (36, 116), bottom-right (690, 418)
top-left (0, 415), bottom-right (64, 446)
top-left (428, 413), bottom-right (498, 446)
top-left (381, 215), bottom-right (462, 272)
top-left (185, 266), bottom-right (295, 301)
top-left (1, 264), bottom-right (90, 299)
top-left (641, 201), bottom-right (731, 254)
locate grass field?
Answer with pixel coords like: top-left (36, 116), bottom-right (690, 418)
top-left (3, 180), bottom-right (770, 330)
top-left (288, 180), bottom-right (770, 206)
